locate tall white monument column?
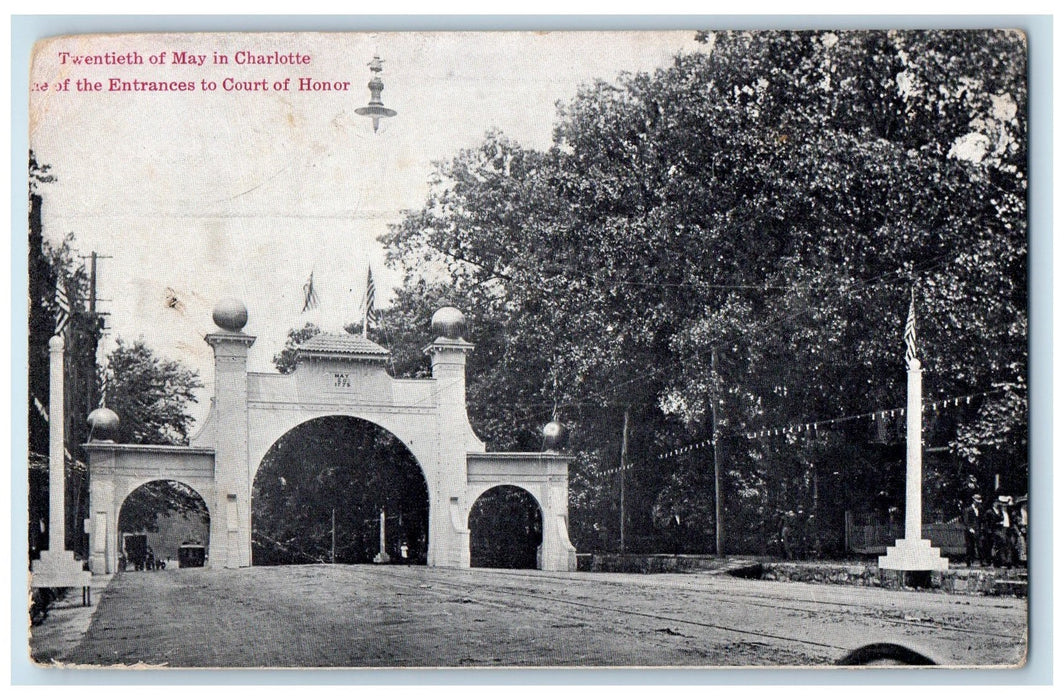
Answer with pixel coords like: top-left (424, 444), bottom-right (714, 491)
top-left (879, 297), bottom-right (948, 572)
top-left (30, 335), bottom-right (91, 589)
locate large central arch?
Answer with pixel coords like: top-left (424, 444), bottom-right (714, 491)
top-left (251, 415), bottom-right (430, 565)
top-left (84, 301), bottom-right (577, 573)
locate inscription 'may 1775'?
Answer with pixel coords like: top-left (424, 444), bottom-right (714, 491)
top-left (332, 372), bottom-right (351, 389)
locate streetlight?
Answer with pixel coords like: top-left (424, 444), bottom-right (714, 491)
top-left (355, 54), bottom-right (397, 133)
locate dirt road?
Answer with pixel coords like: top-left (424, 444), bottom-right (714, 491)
top-left (46, 564), bottom-right (1026, 668)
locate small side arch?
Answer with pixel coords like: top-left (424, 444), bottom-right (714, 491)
top-left (467, 484), bottom-right (544, 569)
top-left (117, 479), bottom-right (212, 569)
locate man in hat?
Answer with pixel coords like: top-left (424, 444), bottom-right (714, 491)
top-left (1011, 495), bottom-right (1028, 566)
top-left (984, 496), bottom-right (1013, 567)
top-left (961, 493), bottom-right (984, 568)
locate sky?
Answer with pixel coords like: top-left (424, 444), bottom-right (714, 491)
top-left (30, 31), bottom-right (706, 423)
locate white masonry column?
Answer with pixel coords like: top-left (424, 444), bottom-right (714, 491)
top-left (538, 469), bottom-right (579, 572)
top-left (904, 359), bottom-right (923, 542)
top-left (879, 357), bottom-right (948, 572)
top-left (205, 299), bottom-right (255, 569)
top-left (48, 335), bottom-right (66, 549)
top-left (425, 335), bottom-right (476, 567)
top-left (30, 335), bottom-right (91, 589)
top-left (423, 307), bottom-right (484, 568)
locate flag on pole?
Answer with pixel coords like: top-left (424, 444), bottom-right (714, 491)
top-left (904, 289), bottom-right (917, 364)
top-left (362, 266), bottom-right (377, 337)
top-left (302, 271), bottom-right (319, 312)
top-left (33, 395), bottom-right (48, 423)
top-left (54, 280), bottom-right (71, 335)
top-left (99, 372), bottom-right (109, 408)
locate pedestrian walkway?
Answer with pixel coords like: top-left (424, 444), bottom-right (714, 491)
top-left (29, 574), bottom-right (112, 665)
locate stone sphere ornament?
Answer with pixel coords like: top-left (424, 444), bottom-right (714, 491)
top-left (212, 298), bottom-right (248, 332)
top-left (542, 420), bottom-right (569, 452)
top-left (431, 307), bottom-right (467, 340)
top-left (87, 407), bottom-right (120, 441)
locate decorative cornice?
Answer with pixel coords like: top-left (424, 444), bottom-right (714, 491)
top-left (81, 443), bottom-right (216, 456)
top-left (205, 332), bottom-right (256, 348)
top-left (297, 351), bottom-right (390, 364)
top-left (467, 451), bottom-right (570, 461)
top-left (423, 337), bottom-right (475, 356)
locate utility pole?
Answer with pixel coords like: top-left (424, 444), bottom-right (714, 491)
top-left (89, 251), bottom-right (98, 315)
top-left (75, 250), bottom-right (111, 555)
top-left (620, 406), bottom-right (629, 555)
top-left (711, 347), bottom-right (724, 558)
top-left (81, 251), bottom-right (113, 318)
top-left (331, 508), bottom-right (336, 564)
top-left (79, 250), bottom-right (112, 410)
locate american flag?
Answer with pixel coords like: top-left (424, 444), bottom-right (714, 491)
top-left (363, 267), bottom-right (377, 336)
top-left (54, 280), bottom-right (70, 335)
top-left (904, 290), bottom-right (918, 364)
top-left (302, 271), bottom-right (319, 312)
top-left (33, 395), bottom-right (48, 423)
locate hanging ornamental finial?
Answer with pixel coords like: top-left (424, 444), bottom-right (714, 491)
top-left (355, 53), bottom-right (397, 133)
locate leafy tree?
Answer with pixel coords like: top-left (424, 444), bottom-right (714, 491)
top-left (28, 153), bottom-right (103, 557)
top-left (118, 480), bottom-right (209, 533)
top-left (380, 30), bottom-right (1027, 556)
top-left (102, 338), bottom-right (203, 445)
top-left (272, 322), bottom-right (321, 374)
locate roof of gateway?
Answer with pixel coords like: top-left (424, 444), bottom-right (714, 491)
top-left (296, 333), bottom-right (390, 362)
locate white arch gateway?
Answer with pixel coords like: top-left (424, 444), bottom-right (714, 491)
top-left (84, 301), bottom-right (577, 574)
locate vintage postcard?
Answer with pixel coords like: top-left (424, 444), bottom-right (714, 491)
top-left (26, 29), bottom-right (1028, 669)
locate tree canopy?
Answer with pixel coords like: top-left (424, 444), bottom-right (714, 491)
top-left (379, 30), bottom-right (1027, 555)
top-left (101, 338), bottom-right (203, 445)
top-left (29, 152), bottom-right (104, 555)
top-left (118, 480), bottom-right (209, 534)
top-left (272, 322), bottom-right (321, 374)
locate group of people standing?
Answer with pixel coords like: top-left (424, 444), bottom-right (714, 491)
top-left (962, 493), bottom-right (1028, 568)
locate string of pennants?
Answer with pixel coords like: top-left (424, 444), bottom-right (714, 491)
top-left (590, 387), bottom-right (1008, 478)
top-left (655, 387), bottom-right (1006, 461)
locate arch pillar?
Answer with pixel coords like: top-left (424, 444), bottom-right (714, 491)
top-left (86, 450), bottom-right (116, 574)
top-left (538, 480), bottom-right (578, 571)
top-left (424, 336), bottom-right (479, 568)
top-left (205, 330), bottom-right (255, 568)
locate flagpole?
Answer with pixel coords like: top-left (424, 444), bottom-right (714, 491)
top-left (878, 288), bottom-right (948, 573)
